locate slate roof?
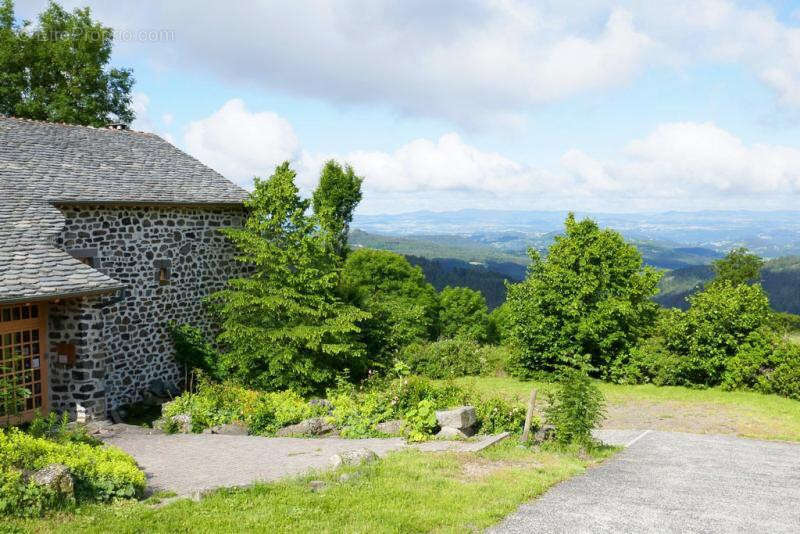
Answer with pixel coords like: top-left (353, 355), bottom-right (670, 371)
top-left (0, 117), bottom-right (248, 304)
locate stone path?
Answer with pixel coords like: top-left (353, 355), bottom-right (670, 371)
top-left (491, 430), bottom-right (800, 533)
top-left (102, 426), bottom-right (505, 496)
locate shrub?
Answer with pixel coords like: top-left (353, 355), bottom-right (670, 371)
top-left (0, 466), bottom-right (61, 517)
top-left (27, 411), bottom-right (98, 446)
top-left (162, 381), bottom-right (316, 435)
top-left (169, 323), bottom-right (224, 382)
top-left (0, 427), bottom-right (145, 507)
top-left (544, 366), bottom-right (606, 446)
top-left (403, 399), bottom-right (437, 442)
top-left (438, 286), bottom-right (490, 342)
top-left (474, 396), bottom-right (528, 435)
top-left (610, 336), bottom-right (690, 387)
top-left (399, 339), bottom-right (514, 379)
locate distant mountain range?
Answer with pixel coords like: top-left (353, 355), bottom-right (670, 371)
top-left (353, 209), bottom-right (800, 258)
top-left (349, 209), bottom-right (800, 313)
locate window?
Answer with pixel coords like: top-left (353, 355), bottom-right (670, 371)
top-left (68, 248), bottom-right (97, 268)
top-left (154, 259), bottom-right (171, 285)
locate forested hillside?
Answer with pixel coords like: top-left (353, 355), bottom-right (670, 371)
top-left (656, 257), bottom-right (800, 313)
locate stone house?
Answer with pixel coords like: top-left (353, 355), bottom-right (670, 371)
top-left (0, 117), bottom-right (249, 422)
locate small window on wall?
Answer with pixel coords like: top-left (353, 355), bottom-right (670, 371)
top-left (68, 248), bottom-right (97, 268)
top-left (154, 259), bottom-right (171, 286)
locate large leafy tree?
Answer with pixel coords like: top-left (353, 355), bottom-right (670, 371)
top-left (438, 286), bottom-right (490, 342)
top-left (312, 160), bottom-right (363, 260)
top-left (341, 249), bottom-right (440, 368)
top-left (507, 214), bottom-right (662, 375)
top-left (0, 0), bottom-right (134, 126)
top-left (211, 162), bottom-right (368, 394)
top-left (710, 247), bottom-right (763, 288)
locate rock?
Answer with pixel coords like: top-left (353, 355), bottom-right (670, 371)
top-left (30, 464), bottom-right (74, 497)
top-left (534, 424), bottom-right (556, 443)
top-left (376, 419), bottom-right (405, 435)
top-left (109, 409), bottom-right (123, 424)
top-left (435, 406), bottom-right (477, 431)
top-left (171, 413), bottom-right (192, 433)
top-left (309, 480), bottom-right (328, 492)
top-left (276, 417), bottom-right (336, 437)
top-left (204, 422), bottom-right (249, 436)
top-left (329, 448), bottom-right (379, 468)
top-left (309, 398), bottom-right (334, 413)
top-left (436, 426), bottom-right (469, 439)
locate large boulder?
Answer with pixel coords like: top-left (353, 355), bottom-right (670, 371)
top-left (170, 413), bottom-right (192, 433)
top-left (534, 424), bottom-right (556, 443)
top-left (329, 448), bottom-right (379, 468)
top-left (435, 406), bottom-right (477, 431)
top-left (376, 419), bottom-right (405, 435)
top-left (276, 417), bottom-right (336, 437)
top-left (202, 422), bottom-right (249, 436)
top-left (30, 464), bottom-right (74, 497)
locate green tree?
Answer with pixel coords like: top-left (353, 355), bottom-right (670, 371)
top-left (341, 249), bottom-right (439, 367)
top-left (488, 301), bottom-right (514, 345)
top-left (710, 247), bottom-right (763, 287)
top-left (663, 280), bottom-right (773, 386)
top-left (311, 160), bottom-right (363, 260)
top-left (507, 214), bottom-right (661, 376)
top-left (210, 162), bottom-right (369, 394)
top-left (438, 286), bottom-right (490, 342)
top-left (0, 0), bottom-right (134, 125)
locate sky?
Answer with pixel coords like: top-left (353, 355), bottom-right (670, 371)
top-left (16, 0), bottom-right (800, 214)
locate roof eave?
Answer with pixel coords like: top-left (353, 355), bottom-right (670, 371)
top-left (0, 284), bottom-right (126, 306)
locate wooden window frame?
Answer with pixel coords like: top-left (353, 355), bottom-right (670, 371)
top-left (0, 303), bottom-right (49, 424)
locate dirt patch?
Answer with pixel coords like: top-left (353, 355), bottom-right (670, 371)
top-left (457, 456), bottom-right (542, 482)
top-left (604, 400), bottom-right (753, 436)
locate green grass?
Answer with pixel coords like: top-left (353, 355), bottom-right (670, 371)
top-left (457, 376), bottom-right (800, 442)
top-left (5, 440), bottom-right (615, 534)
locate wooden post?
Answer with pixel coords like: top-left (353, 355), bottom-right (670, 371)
top-left (520, 388), bottom-right (538, 443)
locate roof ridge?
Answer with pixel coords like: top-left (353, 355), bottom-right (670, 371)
top-left (0, 115), bottom-right (156, 137)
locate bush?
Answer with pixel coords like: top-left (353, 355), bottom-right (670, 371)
top-left (0, 427), bottom-right (145, 512)
top-left (27, 411), bottom-right (98, 446)
top-left (399, 339), bottom-right (514, 379)
top-left (403, 399), bottom-right (438, 442)
top-left (169, 323), bottom-right (223, 382)
top-left (0, 466), bottom-right (61, 517)
top-left (474, 396), bottom-right (528, 434)
top-left (438, 286), bottom-right (490, 342)
top-left (544, 366), bottom-right (606, 446)
top-left (610, 336), bottom-right (690, 387)
top-left (162, 381), bottom-right (317, 435)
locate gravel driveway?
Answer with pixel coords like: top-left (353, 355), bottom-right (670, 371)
top-left (491, 430), bottom-right (800, 533)
top-left (102, 427), bottom-right (501, 496)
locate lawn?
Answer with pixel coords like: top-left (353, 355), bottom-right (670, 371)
top-left (5, 440), bottom-right (615, 534)
top-left (458, 376), bottom-right (800, 442)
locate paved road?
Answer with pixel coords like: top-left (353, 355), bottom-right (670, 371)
top-left (491, 430), bottom-right (800, 533)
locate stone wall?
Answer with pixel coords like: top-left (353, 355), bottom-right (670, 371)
top-left (52, 204), bottom-right (246, 413)
top-left (47, 297), bottom-right (108, 421)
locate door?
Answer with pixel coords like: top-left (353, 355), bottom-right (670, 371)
top-left (0, 303), bottom-right (48, 424)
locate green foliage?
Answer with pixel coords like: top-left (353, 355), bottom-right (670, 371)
top-left (772, 312), bottom-right (800, 334)
top-left (474, 396), bottom-right (528, 435)
top-left (0, 0), bottom-right (134, 125)
top-left (398, 338), bottom-right (514, 379)
top-left (27, 411), bottom-right (98, 446)
top-left (312, 160), bottom-right (363, 260)
top-left (711, 247), bottom-right (763, 287)
top-left (161, 381), bottom-right (317, 435)
top-left (341, 248), bottom-right (439, 368)
top-left (488, 302), bottom-right (514, 345)
top-left (168, 323), bottom-right (223, 381)
top-left (438, 286), bottom-right (490, 342)
top-left (662, 281), bottom-right (772, 385)
top-left (0, 426), bottom-right (145, 509)
top-left (0, 466), bottom-right (61, 517)
top-left (210, 162), bottom-right (369, 394)
top-left (328, 387), bottom-right (393, 438)
top-left (403, 399), bottom-right (437, 442)
top-left (508, 214), bottom-right (661, 376)
top-left (544, 366), bottom-right (606, 446)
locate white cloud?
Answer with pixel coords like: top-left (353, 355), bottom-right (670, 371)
top-left (182, 101), bottom-right (800, 212)
top-left (183, 99), bottom-right (299, 187)
top-left (161, 113), bottom-right (174, 126)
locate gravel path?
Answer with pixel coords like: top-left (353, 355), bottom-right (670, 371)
top-left (102, 427), bottom-right (499, 496)
top-left (491, 430), bottom-right (800, 533)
